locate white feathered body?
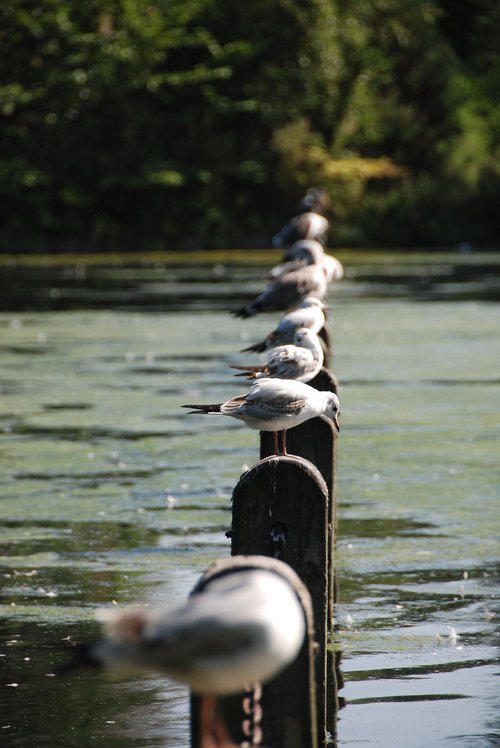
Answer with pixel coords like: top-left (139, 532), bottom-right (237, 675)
top-left (216, 378), bottom-right (340, 432)
top-left (232, 328), bottom-right (324, 382)
top-left (278, 239), bottom-right (344, 282)
top-left (272, 212), bottom-right (329, 248)
top-left (92, 570), bottom-right (306, 695)
top-left (233, 243), bottom-right (329, 318)
top-left (241, 297), bottom-right (327, 353)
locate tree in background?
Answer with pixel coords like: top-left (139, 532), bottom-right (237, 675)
top-left (0, 0), bottom-right (499, 249)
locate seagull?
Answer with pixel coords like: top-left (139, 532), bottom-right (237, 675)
top-left (182, 377), bottom-right (340, 455)
top-left (233, 242), bottom-right (328, 318)
top-left (282, 240), bottom-right (344, 282)
top-left (296, 187), bottom-right (330, 215)
top-left (268, 239), bottom-right (327, 279)
top-left (269, 240), bottom-right (344, 284)
top-left (240, 297), bottom-right (328, 354)
top-left (230, 328), bottom-right (324, 383)
top-left (320, 253), bottom-right (344, 282)
top-left (272, 212), bottom-right (329, 248)
top-left (57, 568), bottom-right (306, 696)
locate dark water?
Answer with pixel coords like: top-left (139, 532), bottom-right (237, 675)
top-left (0, 249), bottom-right (499, 747)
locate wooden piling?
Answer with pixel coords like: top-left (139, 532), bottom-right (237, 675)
top-left (190, 555), bottom-right (318, 748)
top-left (190, 360), bottom-right (341, 745)
top-left (257, 366), bottom-right (341, 743)
top-left (229, 457), bottom-right (331, 746)
top-left (308, 366), bottom-right (339, 396)
top-left (318, 323), bottom-right (333, 368)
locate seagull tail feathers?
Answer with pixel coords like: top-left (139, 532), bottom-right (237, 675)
top-left (181, 403), bottom-right (222, 414)
top-left (230, 363), bottom-right (263, 373)
top-left (232, 305), bottom-right (255, 319)
top-left (229, 364), bottom-right (262, 379)
top-left (240, 340), bottom-right (267, 353)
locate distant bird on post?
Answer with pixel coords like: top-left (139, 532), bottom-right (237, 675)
top-left (296, 187), bottom-right (330, 215)
top-left (230, 328), bottom-right (324, 383)
top-left (271, 239), bottom-right (344, 283)
top-left (240, 296), bottom-right (328, 354)
top-left (272, 212), bottom-right (329, 248)
top-left (182, 377), bottom-right (340, 455)
top-left (233, 242), bottom-right (328, 318)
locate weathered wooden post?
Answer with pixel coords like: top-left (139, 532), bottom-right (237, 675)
top-left (229, 456), bottom-right (331, 746)
top-left (190, 333), bottom-right (341, 744)
top-left (318, 322), bottom-right (332, 369)
top-left (257, 365), bottom-right (340, 744)
top-left (190, 555), bottom-right (318, 748)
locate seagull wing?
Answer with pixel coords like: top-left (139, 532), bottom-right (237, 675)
top-left (268, 258), bottom-right (306, 279)
top-left (219, 395), bottom-right (250, 416)
top-left (244, 390), bottom-right (308, 421)
top-left (267, 346), bottom-right (313, 379)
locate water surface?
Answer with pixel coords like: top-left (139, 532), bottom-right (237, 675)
top-left (0, 250), bottom-right (499, 747)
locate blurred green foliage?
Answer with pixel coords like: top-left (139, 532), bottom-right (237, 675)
top-left (1, 0), bottom-right (499, 249)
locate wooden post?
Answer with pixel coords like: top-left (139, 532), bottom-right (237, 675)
top-left (229, 457), bottom-right (330, 746)
top-left (190, 555), bottom-right (318, 748)
top-left (308, 366), bottom-right (339, 396)
top-left (190, 360), bottom-right (341, 745)
top-left (318, 323), bottom-right (333, 368)
top-left (258, 367), bottom-right (340, 743)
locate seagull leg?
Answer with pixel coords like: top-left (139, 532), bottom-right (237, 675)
top-left (273, 431), bottom-right (279, 455)
top-left (199, 695), bottom-right (237, 747)
top-left (200, 695), bottom-right (217, 747)
top-left (282, 430), bottom-right (288, 456)
top-left (211, 715), bottom-right (237, 748)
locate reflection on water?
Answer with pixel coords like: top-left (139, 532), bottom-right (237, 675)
top-left (0, 250), bottom-right (499, 747)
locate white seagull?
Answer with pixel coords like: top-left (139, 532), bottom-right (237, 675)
top-left (296, 186), bottom-right (330, 215)
top-left (59, 568), bottom-right (306, 696)
top-left (233, 242), bottom-right (328, 318)
top-left (182, 377), bottom-right (340, 455)
top-left (273, 239), bottom-right (344, 282)
top-left (272, 212), bottom-right (329, 248)
top-left (267, 239), bottom-right (325, 279)
top-left (230, 328), bottom-right (324, 383)
top-left (241, 296), bottom-right (328, 354)
top-left (284, 239), bottom-right (344, 282)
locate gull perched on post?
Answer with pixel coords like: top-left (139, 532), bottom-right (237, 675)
top-left (230, 328), bottom-right (324, 383)
top-left (296, 186), bottom-right (330, 215)
top-left (240, 296), bottom-right (328, 354)
top-left (272, 212), bottom-right (329, 248)
top-left (182, 377), bottom-right (340, 455)
top-left (267, 239), bottom-right (326, 279)
top-left (57, 567), bottom-right (306, 696)
top-left (233, 242), bottom-right (329, 318)
top-left (280, 239), bottom-right (344, 282)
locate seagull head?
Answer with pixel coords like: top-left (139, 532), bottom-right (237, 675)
top-left (293, 327), bottom-right (317, 347)
top-left (324, 392), bottom-right (340, 432)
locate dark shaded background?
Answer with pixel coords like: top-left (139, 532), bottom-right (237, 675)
top-left (1, 0), bottom-right (499, 250)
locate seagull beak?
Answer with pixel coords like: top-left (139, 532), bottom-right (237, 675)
top-left (333, 414), bottom-right (340, 432)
